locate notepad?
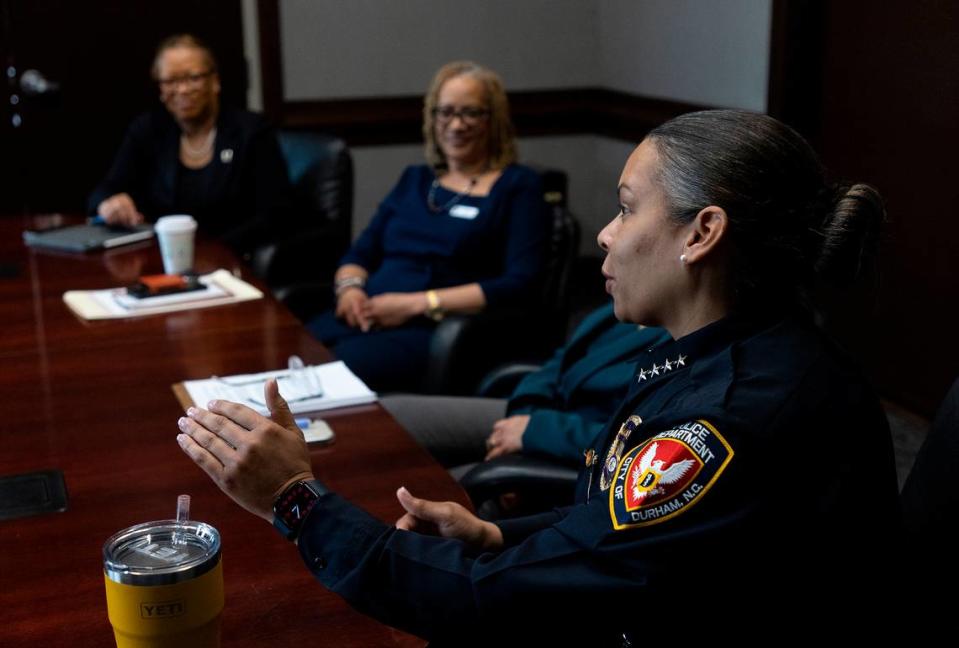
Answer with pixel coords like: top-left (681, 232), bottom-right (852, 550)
top-left (176, 361), bottom-right (377, 415)
top-left (63, 269), bottom-right (263, 320)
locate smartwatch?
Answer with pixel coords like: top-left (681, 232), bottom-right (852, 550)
top-left (272, 479), bottom-right (326, 541)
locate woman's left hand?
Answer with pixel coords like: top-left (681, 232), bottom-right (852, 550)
top-left (364, 292), bottom-right (427, 328)
top-left (395, 487), bottom-right (503, 551)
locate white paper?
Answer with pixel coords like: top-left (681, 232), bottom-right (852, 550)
top-left (181, 361), bottom-right (377, 415)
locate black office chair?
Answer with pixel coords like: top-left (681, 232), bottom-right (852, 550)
top-left (251, 131), bottom-right (353, 319)
top-left (422, 169), bottom-right (581, 395)
top-left (900, 377), bottom-right (959, 551)
top-left (459, 362), bottom-right (580, 519)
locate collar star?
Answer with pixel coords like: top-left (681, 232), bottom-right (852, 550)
top-left (639, 355), bottom-right (690, 382)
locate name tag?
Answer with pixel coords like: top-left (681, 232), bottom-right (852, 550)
top-left (449, 205), bottom-right (479, 220)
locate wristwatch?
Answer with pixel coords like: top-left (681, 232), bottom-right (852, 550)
top-left (425, 289), bottom-right (444, 322)
top-left (272, 479), bottom-right (326, 541)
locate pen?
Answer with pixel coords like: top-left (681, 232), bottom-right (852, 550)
top-left (213, 373), bottom-right (293, 386)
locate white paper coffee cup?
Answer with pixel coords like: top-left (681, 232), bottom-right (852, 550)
top-left (155, 215), bottom-right (198, 275)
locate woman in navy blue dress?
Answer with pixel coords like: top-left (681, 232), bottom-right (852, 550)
top-left (307, 61), bottom-right (551, 392)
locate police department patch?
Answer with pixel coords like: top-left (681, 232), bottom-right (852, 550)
top-left (609, 420), bottom-right (733, 530)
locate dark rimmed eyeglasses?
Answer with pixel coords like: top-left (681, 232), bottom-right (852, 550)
top-left (432, 105), bottom-right (490, 125)
top-left (157, 71), bottom-right (214, 91)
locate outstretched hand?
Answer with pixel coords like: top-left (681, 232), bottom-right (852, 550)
top-left (176, 379), bottom-right (315, 522)
top-left (394, 486), bottom-right (503, 551)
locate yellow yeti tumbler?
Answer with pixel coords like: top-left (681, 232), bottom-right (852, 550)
top-left (103, 519), bottom-right (223, 647)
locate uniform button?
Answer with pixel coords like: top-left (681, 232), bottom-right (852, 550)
top-left (312, 556), bottom-right (327, 570)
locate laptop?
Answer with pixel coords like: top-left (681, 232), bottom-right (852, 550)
top-left (23, 221), bottom-right (155, 252)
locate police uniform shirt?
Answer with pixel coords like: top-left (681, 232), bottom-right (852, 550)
top-left (296, 312), bottom-right (901, 642)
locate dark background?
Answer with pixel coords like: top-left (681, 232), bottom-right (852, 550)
top-left (769, 0), bottom-right (959, 416)
top-left (0, 0), bottom-right (245, 213)
top-left (1, 0), bottom-right (956, 416)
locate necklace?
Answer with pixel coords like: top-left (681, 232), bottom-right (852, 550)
top-left (427, 172), bottom-right (481, 213)
top-left (180, 127), bottom-right (217, 160)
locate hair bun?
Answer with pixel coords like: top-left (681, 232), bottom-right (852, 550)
top-left (816, 182), bottom-right (885, 284)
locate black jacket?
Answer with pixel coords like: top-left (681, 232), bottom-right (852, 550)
top-left (88, 106), bottom-right (291, 254)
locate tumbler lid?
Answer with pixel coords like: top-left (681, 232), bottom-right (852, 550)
top-left (103, 520), bottom-right (220, 586)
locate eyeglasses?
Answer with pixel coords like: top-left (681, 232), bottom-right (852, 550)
top-left (157, 71), bottom-right (213, 91)
top-left (432, 105), bottom-right (490, 126)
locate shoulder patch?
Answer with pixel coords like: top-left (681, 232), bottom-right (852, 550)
top-left (609, 420), bottom-right (733, 530)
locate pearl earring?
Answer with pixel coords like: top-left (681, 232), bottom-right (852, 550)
top-left (680, 254), bottom-right (688, 264)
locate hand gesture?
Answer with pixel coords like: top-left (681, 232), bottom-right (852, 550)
top-left (394, 487), bottom-right (502, 551)
top-left (176, 379), bottom-right (314, 522)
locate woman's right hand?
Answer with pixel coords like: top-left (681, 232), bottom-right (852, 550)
top-left (336, 288), bottom-right (371, 331)
top-left (485, 414), bottom-right (530, 460)
top-left (97, 193), bottom-right (145, 227)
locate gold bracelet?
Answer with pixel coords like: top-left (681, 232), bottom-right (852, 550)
top-left (425, 289), bottom-right (444, 322)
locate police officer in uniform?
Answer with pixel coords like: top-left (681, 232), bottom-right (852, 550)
top-left (176, 110), bottom-right (901, 642)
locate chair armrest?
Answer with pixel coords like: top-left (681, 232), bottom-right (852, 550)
top-left (250, 224), bottom-right (348, 288)
top-left (272, 280), bottom-right (335, 323)
top-left (476, 363), bottom-right (543, 398)
top-left (459, 455), bottom-right (579, 511)
top-left (426, 309), bottom-right (558, 395)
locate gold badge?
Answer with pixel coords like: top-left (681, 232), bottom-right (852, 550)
top-left (599, 415), bottom-right (642, 491)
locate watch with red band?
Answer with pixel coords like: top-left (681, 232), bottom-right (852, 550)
top-left (272, 479), bottom-right (327, 541)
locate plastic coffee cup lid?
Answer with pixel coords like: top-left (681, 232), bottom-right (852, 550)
top-left (155, 215), bottom-right (197, 232)
top-left (103, 520), bottom-right (220, 586)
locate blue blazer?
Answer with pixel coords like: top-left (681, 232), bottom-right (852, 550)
top-left (507, 302), bottom-right (671, 464)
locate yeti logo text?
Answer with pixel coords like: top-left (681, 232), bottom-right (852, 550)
top-left (140, 600), bottom-right (185, 619)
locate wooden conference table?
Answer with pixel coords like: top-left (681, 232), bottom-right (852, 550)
top-left (0, 215), bottom-right (468, 646)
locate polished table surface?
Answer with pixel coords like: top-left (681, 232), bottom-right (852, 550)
top-left (0, 215), bottom-right (467, 646)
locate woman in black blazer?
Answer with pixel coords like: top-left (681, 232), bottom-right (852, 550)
top-left (88, 34), bottom-right (290, 255)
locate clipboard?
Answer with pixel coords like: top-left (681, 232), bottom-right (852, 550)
top-left (170, 361), bottom-right (376, 416)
